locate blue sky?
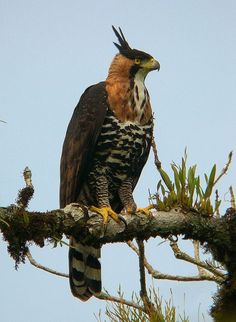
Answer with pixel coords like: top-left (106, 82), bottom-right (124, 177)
top-left (0, 1), bottom-right (236, 321)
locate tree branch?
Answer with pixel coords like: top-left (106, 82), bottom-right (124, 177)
top-left (126, 241), bottom-right (223, 283)
top-left (0, 205), bottom-right (231, 248)
top-left (26, 249), bottom-right (68, 278)
top-left (213, 151), bottom-right (233, 186)
top-left (137, 239), bottom-right (155, 315)
top-left (26, 249), bottom-right (146, 313)
top-left (168, 237), bottom-right (225, 280)
top-left (151, 136), bottom-right (162, 171)
top-left (95, 291), bottom-right (146, 312)
top-left (0, 203), bottom-right (234, 274)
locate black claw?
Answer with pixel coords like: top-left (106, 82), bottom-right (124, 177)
top-left (80, 204), bottom-right (89, 219)
top-left (117, 214), bottom-right (128, 228)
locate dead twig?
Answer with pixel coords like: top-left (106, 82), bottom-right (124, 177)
top-left (193, 240), bottom-right (206, 276)
top-left (127, 240), bottom-right (224, 283)
top-left (169, 237), bottom-right (225, 280)
top-left (137, 239), bottom-right (156, 315)
top-left (26, 249), bottom-right (68, 278)
top-left (96, 291), bottom-right (146, 312)
top-left (26, 249), bottom-right (146, 312)
top-left (16, 167), bottom-right (34, 208)
top-left (151, 136), bottom-right (162, 171)
top-left (213, 151), bottom-right (233, 186)
top-left (229, 186), bottom-right (236, 209)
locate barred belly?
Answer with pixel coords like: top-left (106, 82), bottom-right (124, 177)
top-left (79, 110), bottom-right (152, 205)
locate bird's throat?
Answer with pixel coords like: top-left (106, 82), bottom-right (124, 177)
top-left (105, 76), bottom-right (152, 125)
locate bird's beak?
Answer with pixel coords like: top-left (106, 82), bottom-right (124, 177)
top-left (151, 59), bottom-right (160, 71)
top-left (141, 58), bottom-right (160, 71)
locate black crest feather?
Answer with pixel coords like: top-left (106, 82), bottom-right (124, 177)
top-left (112, 25), bottom-right (131, 52)
top-left (112, 25), bottom-right (152, 61)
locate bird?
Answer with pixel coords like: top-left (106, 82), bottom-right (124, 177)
top-left (60, 26), bottom-right (160, 301)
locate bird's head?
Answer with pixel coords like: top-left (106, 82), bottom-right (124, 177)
top-left (111, 26), bottom-right (160, 79)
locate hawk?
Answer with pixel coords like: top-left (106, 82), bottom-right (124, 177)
top-left (60, 26), bottom-right (160, 301)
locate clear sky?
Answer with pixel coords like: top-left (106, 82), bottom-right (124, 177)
top-left (0, 1), bottom-right (235, 321)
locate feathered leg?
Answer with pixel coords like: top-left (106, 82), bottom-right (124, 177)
top-left (119, 178), bottom-right (153, 215)
top-left (118, 178), bottom-right (137, 212)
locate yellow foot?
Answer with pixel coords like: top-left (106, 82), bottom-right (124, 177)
top-left (137, 205), bottom-right (154, 216)
top-left (89, 206), bottom-right (121, 225)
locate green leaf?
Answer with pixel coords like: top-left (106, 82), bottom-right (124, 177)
top-left (206, 198), bottom-right (213, 214)
top-left (161, 183), bottom-right (166, 197)
top-left (188, 166), bottom-right (196, 197)
top-left (204, 164), bottom-right (216, 198)
top-left (179, 157), bottom-right (186, 188)
top-left (157, 200), bottom-right (165, 210)
top-left (171, 164), bottom-right (180, 195)
top-left (159, 168), bottom-right (174, 192)
top-left (215, 200), bottom-right (221, 212)
top-left (195, 176), bottom-right (203, 199)
top-left (157, 180), bottom-right (162, 192)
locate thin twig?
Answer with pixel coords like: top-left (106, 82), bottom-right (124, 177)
top-left (137, 240), bottom-right (148, 299)
top-left (23, 167), bottom-right (33, 187)
top-left (26, 249), bottom-right (145, 311)
top-left (213, 151), bottom-right (233, 186)
top-left (95, 292), bottom-right (146, 312)
top-left (229, 186), bottom-right (236, 209)
top-left (169, 237), bottom-right (225, 279)
top-left (26, 249), bottom-right (69, 278)
top-left (137, 239), bottom-right (155, 315)
top-left (151, 136), bottom-right (162, 171)
top-left (127, 241), bottom-right (224, 283)
top-left (16, 167), bottom-right (34, 208)
top-left (193, 240), bottom-right (206, 275)
top-left (215, 189), bottom-right (221, 218)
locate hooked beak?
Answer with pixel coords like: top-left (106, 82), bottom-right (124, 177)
top-left (141, 58), bottom-right (160, 71)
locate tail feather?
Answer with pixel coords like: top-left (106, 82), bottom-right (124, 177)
top-left (69, 237), bottom-right (101, 301)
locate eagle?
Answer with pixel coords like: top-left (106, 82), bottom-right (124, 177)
top-left (60, 26), bottom-right (160, 301)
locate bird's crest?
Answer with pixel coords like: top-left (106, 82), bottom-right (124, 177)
top-left (112, 26), bottom-right (132, 53)
top-left (112, 26), bottom-right (151, 60)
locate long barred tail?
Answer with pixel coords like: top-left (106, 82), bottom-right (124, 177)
top-left (69, 237), bottom-right (101, 301)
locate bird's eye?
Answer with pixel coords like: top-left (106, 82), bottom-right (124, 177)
top-left (135, 58), bottom-right (141, 64)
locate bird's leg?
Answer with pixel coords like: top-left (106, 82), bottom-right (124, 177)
top-left (118, 178), bottom-right (137, 213)
top-left (89, 175), bottom-right (120, 224)
top-left (119, 178), bottom-right (153, 215)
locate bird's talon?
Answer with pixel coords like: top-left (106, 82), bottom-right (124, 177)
top-left (137, 205), bottom-right (154, 216)
top-left (117, 213), bottom-right (127, 227)
top-left (89, 206), bottom-right (122, 225)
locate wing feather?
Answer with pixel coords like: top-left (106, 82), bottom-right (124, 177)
top-left (60, 82), bottom-right (108, 208)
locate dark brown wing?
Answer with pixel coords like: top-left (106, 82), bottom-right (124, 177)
top-left (60, 82), bottom-right (108, 208)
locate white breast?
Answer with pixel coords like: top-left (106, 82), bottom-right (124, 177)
top-left (133, 69), bottom-right (149, 121)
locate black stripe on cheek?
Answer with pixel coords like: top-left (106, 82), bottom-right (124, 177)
top-left (86, 255), bottom-right (101, 270)
top-left (71, 268), bottom-right (84, 281)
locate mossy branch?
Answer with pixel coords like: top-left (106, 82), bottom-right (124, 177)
top-left (0, 204), bottom-right (233, 264)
